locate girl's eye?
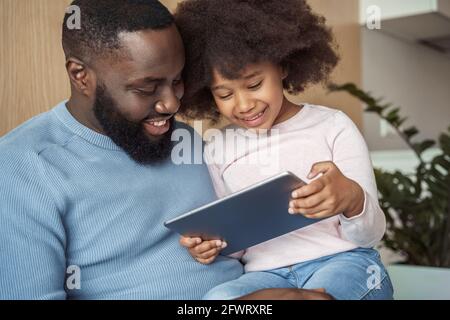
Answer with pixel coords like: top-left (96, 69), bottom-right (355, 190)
top-left (173, 78), bottom-right (182, 86)
top-left (217, 92), bottom-right (233, 100)
top-left (248, 81), bottom-right (263, 90)
top-left (219, 94), bottom-right (232, 100)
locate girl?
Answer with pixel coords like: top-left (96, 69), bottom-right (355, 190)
top-left (174, 0), bottom-right (393, 300)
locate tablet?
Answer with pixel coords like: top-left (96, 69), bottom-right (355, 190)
top-left (164, 171), bottom-right (323, 255)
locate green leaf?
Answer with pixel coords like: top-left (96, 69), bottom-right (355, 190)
top-left (427, 182), bottom-right (449, 198)
top-left (403, 126), bottom-right (419, 139)
top-left (385, 107), bottom-right (400, 117)
top-left (431, 155), bottom-right (450, 172)
top-left (366, 106), bottom-right (384, 114)
top-left (396, 117), bottom-right (408, 127)
top-left (329, 82), bottom-right (450, 267)
top-left (439, 134), bottom-right (450, 155)
top-left (328, 83), bottom-right (379, 107)
top-left (413, 140), bottom-right (436, 155)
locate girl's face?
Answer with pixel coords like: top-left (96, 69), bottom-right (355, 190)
top-left (210, 62), bottom-right (292, 130)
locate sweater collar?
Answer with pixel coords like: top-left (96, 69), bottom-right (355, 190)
top-left (53, 101), bottom-right (121, 151)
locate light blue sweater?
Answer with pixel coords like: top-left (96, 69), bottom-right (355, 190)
top-left (0, 101), bottom-right (243, 300)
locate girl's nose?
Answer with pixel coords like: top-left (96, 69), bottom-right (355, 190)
top-left (235, 92), bottom-right (256, 114)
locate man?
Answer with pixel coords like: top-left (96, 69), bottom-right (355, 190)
top-left (0, 0), bottom-right (331, 300)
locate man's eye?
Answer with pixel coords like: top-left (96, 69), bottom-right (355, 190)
top-left (248, 81), bottom-right (263, 90)
top-left (135, 88), bottom-right (156, 96)
top-left (173, 78), bottom-right (183, 86)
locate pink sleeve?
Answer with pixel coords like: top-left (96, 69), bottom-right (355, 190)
top-left (203, 143), bottom-right (230, 199)
top-left (228, 250), bottom-right (245, 260)
top-left (330, 111), bottom-right (386, 248)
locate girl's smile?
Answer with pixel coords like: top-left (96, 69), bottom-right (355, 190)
top-left (240, 106), bottom-right (268, 128)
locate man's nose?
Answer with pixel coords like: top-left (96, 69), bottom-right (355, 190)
top-left (155, 87), bottom-right (180, 115)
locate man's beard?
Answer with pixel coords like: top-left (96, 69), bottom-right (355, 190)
top-left (93, 84), bottom-right (174, 165)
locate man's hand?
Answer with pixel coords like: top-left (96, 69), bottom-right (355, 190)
top-left (179, 236), bottom-right (227, 264)
top-left (238, 288), bottom-right (334, 300)
top-left (289, 161), bottom-right (365, 219)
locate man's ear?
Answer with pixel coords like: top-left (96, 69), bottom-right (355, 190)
top-left (66, 57), bottom-right (95, 96)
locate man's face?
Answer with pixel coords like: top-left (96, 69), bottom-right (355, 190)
top-left (92, 25), bottom-right (185, 164)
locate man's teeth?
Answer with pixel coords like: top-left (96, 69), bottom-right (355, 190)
top-left (245, 111), bottom-right (264, 121)
top-left (149, 120), bottom-right (167, 127)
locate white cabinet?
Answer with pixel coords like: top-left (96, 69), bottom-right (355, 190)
top-left (360, 0), bottom-right (440, 23)
top-left (360, 0), bottom-right (450, 44)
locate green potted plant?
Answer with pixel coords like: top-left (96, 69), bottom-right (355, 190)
top-left (329, 83), bottom-right (450, 299)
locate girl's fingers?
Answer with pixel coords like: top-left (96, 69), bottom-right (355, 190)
top-left (196, 241), bottom-right (228, 259)
top-left (302, 208), bottom-right (333, 219)
top-left (291, 179), bottom-right (325, 199)
top-left (193, 239), bottom-right (224, 254)
top-left (197, 247), bottom-right (220, 259)
top-left (308, 161), bottom-right (334, 179)
top-left (291, 187), bottom-right (304, 198)
top-left (195, 245), bottom-right (229, 264)
top-left (289, 202), bottom-right (330, 217)
top-left (196, 256), bottom-right (217, 265)
top-left (179, 236), bottom-right (202, 248)
top-left (289, 193), bottom-right (326, 210)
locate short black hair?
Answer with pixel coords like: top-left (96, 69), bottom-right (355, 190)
top-left (62, 0), bottom-right (174, 62)
top-left (175, 0), bottom-right (339, 122)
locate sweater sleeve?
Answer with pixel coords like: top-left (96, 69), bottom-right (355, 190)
top-left (330, 111), bottom-right (386, 248)
top-left (0, 150), bottom-right (67, 299)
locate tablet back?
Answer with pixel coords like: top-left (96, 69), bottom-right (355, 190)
top-left (164, 171), bottom-right (323, 255)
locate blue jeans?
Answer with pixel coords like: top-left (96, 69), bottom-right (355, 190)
top-left (204, 248), bottom-right (394, 300)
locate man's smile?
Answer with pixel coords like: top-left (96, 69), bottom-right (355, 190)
top-left (142, 116), bottom-right (173, 136)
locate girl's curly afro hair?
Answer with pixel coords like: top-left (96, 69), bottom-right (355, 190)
top-left (175, 0), bottom-right (339, 121)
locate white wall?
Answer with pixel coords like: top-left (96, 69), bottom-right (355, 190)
top-left (362, 27), bottom-right (450, 151)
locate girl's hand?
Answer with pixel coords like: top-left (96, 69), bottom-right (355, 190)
top-left (179, 236), bottom-right (227, 265)
top-left (289, 161), bottom-right (365, 219)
